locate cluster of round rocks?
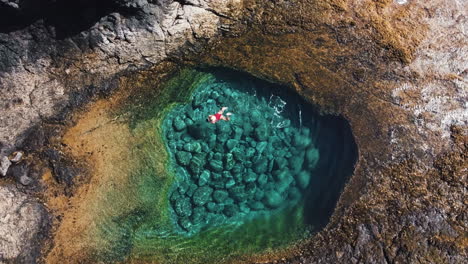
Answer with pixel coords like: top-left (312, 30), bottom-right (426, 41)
top-left (164, 84), bottom-right (319, 233)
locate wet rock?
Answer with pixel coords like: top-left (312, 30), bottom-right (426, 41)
top-left (188, 122), bottom-right (212, 140)
top-left (231, 163), bottom-right (243, 174)
top-left (242, 122), bottom-right (253, 137)
top-left (192, 186), bottom-right (213, 206)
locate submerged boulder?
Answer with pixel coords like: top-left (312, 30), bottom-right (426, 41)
top-left (263, 190), bottom-right (283, 208)
top-left (213, 190), bottom-right (229, 203)
top-left (176, 151), bottom-right (192, 166)
top-left (174, 197), bottom-right (192, 217)
top-left (209, 159), bottom-right (224, 172)
top-left (173, 117), bottom-right (186, 131)
top-left (296, 170), bottom-right (311, 189)
top-left (305, 147), bottom-right (320, 168)
top-left (192, 186), bottom-right (214, 206)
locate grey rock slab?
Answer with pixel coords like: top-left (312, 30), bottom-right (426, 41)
top-left (0, 156), bottom-right (11, 177)
top-left (0, 185), bottom-right (47, 262)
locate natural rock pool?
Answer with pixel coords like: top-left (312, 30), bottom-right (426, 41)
top-left (65, 68), bottom-right (357, 263)
top-left (164, 70), bottom-right (332, 234)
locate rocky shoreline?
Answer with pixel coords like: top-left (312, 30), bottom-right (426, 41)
top-left (0, 0), bottom-right (466, 263)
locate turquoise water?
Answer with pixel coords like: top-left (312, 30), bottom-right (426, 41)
top-left (163, 71), bottom-right (322, 234)
top-left (95, 68), bottom-right (357, 263)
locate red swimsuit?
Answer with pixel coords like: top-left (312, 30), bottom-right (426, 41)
top-left (214, 113), bottom-right (222, 121)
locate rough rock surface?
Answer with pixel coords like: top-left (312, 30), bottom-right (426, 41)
top-left (198, 0), bottom-right (467, 263)
top-left (0, 0), bottom-right (241, 149)
top-left (0, 185), bottom-right (48, 263)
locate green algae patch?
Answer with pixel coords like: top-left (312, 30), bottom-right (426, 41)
top-left (89, 68), bottom-right (357, 264)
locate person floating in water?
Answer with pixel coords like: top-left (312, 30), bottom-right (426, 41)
top-left (207, 107), bottom-right (232, 123)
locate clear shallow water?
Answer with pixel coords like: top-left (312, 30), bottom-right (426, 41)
top-left (95, 68), bottom-right (357, 263)
top-left (163, 73), bottom-right (321, 234)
